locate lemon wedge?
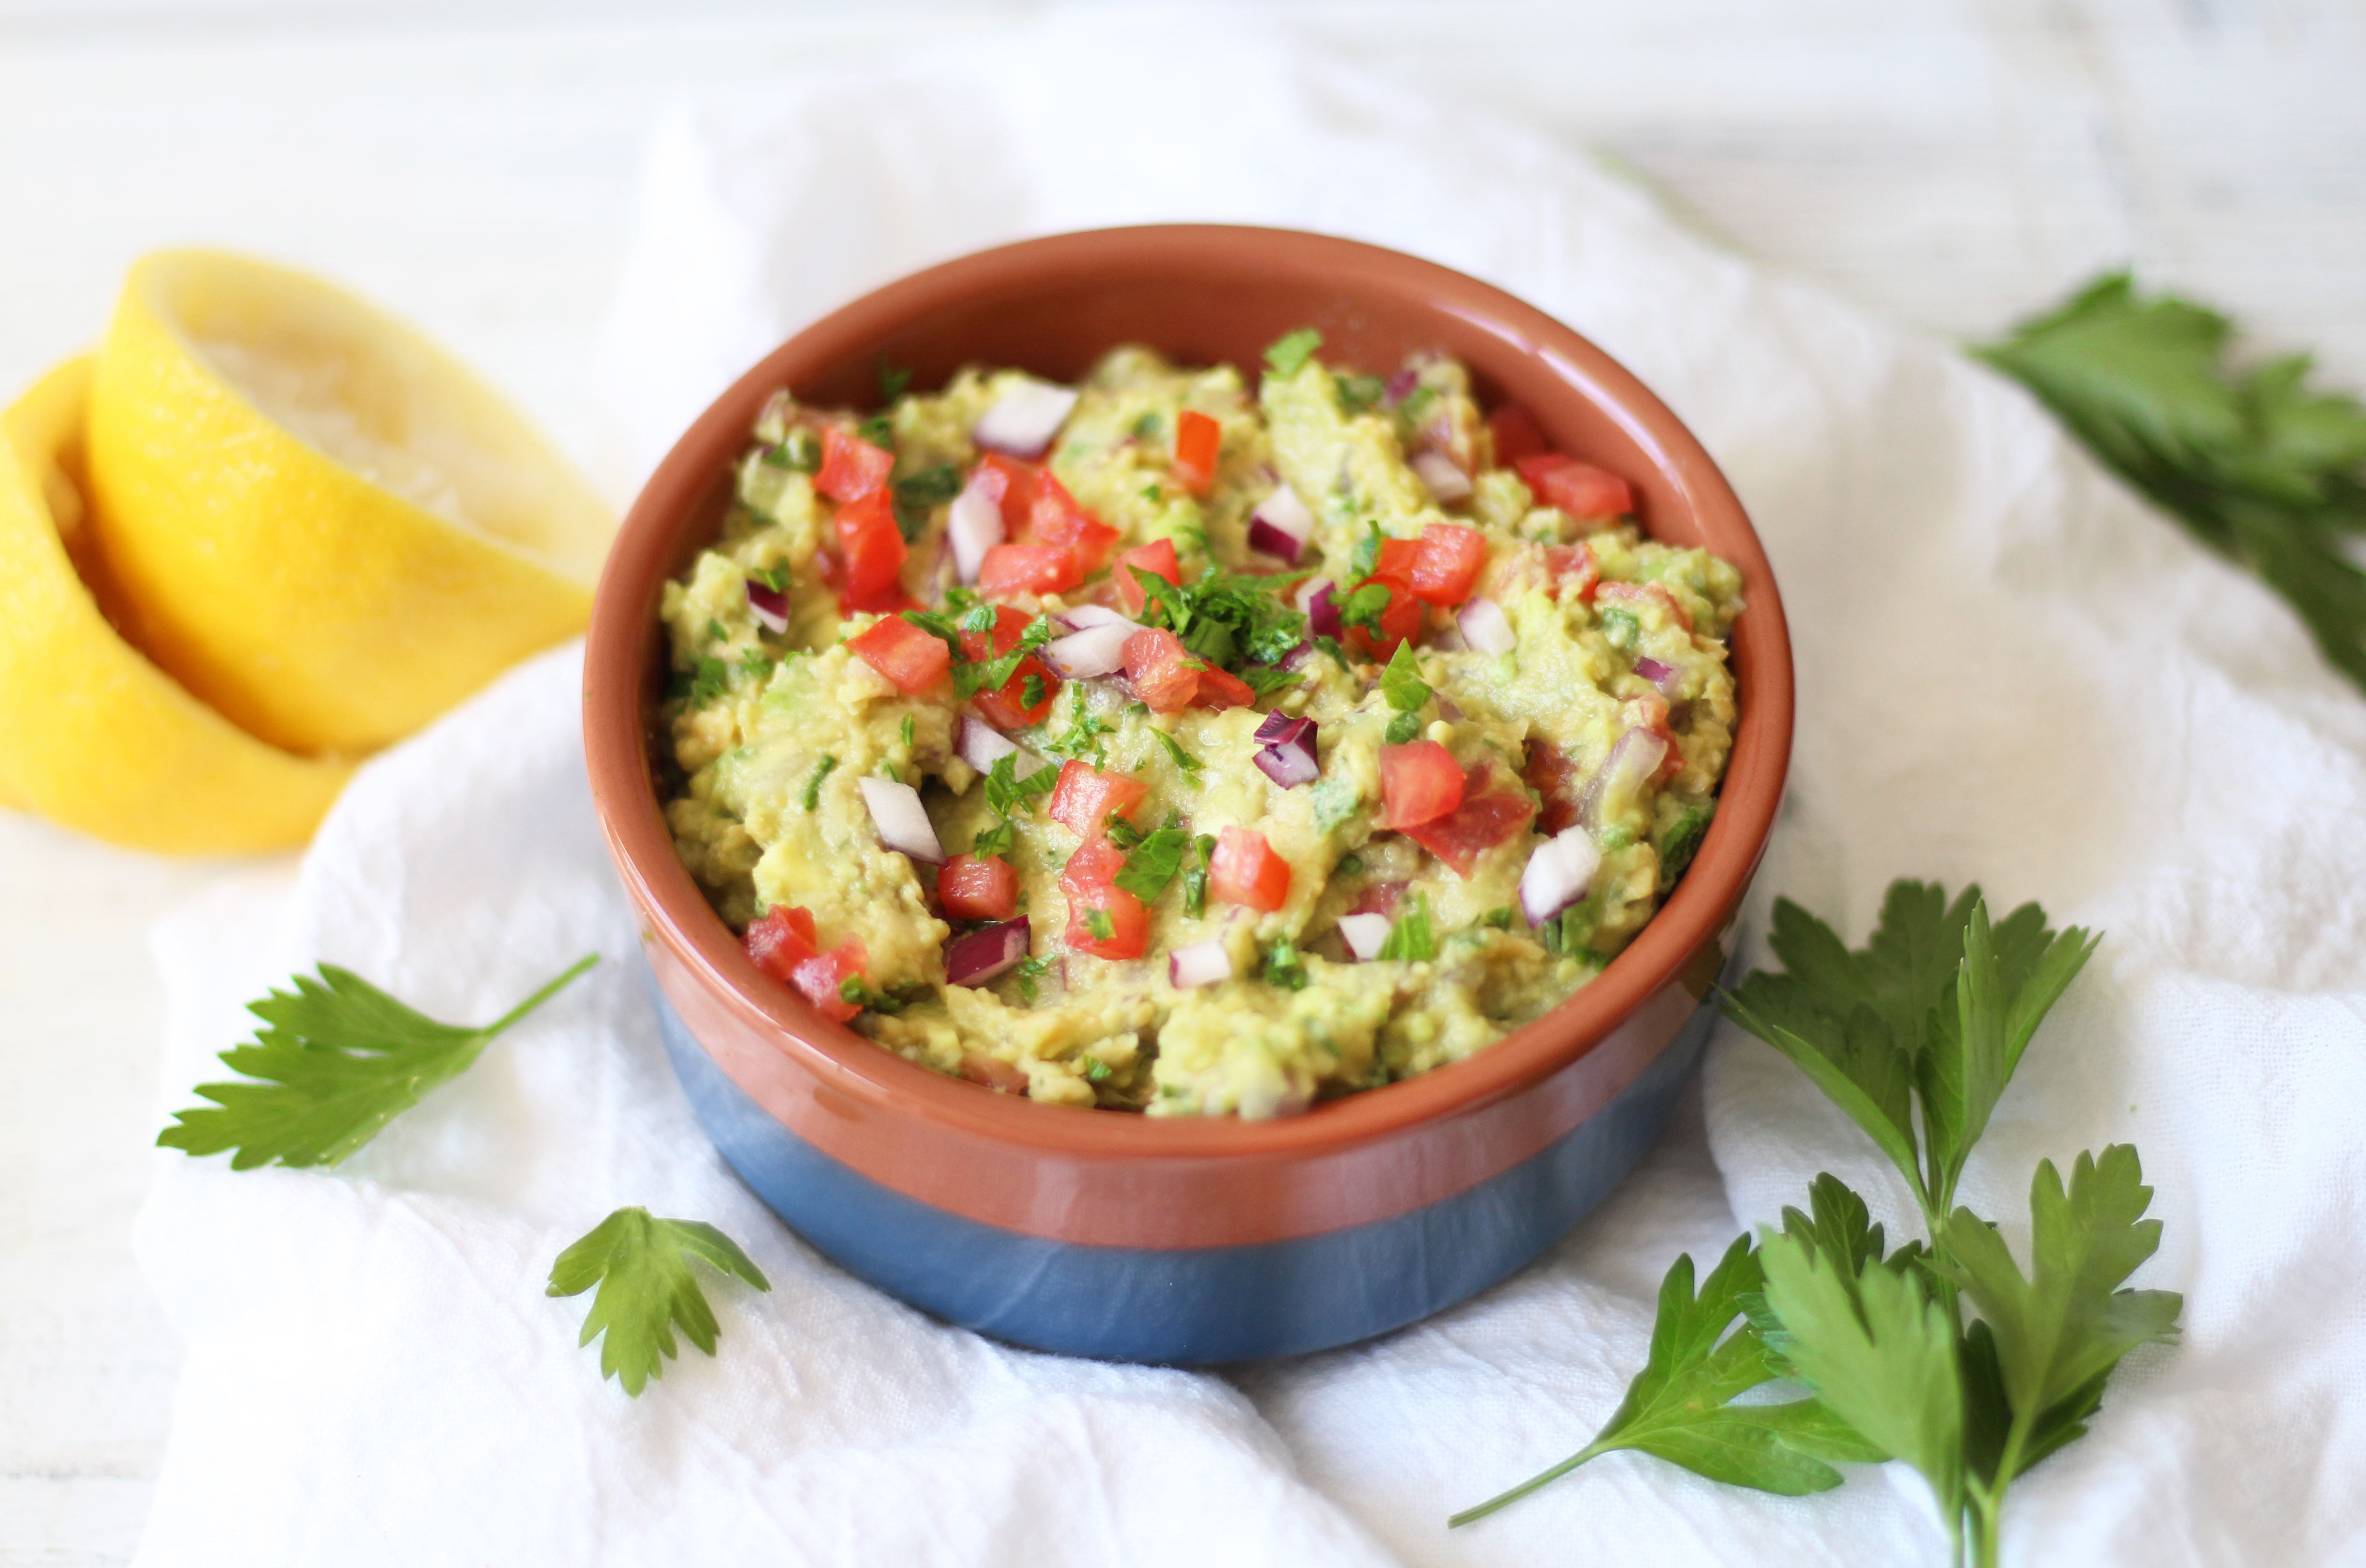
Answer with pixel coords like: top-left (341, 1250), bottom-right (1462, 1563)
top-left (0, 358), bottom-right (353, 854)
top-left (86, 250), bottom-right (613, 756)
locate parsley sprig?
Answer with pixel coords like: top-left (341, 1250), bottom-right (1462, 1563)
top-left (1980, 273), bottom-right (2366, 693)
top-left (546, 1206), bottom-right (771, 1397)
top-left (156, 955), bottom-right (597, 1169)
top-left (1128, 563), bottom-right (1308, 676)
top-left (1378, 640), bottom-right (1431, 744)
top-left (1456, 882), bottom-right (2178, 1568)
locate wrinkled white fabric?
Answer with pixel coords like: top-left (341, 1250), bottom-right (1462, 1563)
top-left (136, 14), bottom-right (2366, 1567)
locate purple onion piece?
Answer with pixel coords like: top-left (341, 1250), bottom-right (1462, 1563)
top-left (1337, 913), bottom-right (1393, 961)
top-left (1253, 710), bottom-right (1308, 745)
top-left (1247, 484), bottom-right (1314, 564)
top-left (1253, 717), bottom-right (1321, 789)
top-left (859, 776), bottom-right (945, 864)
top-left (971, 381), bottom-right (1079, 459)
top-left (1456, 596), bottom-right (1517, 658)
top-left (745, 579), bottom-right (790, 633)
top-left (1435, 694), bottom-right (1466, 723)
top-left (1304, 581), bottom-right (1342, 640)
top-left (1633, 656), bottom-right (1685, 701)
top-left (1574, 728), bottom-right (1669, 831)
top-left (1383, 366), bottom-right (1420, 406)
top-left (1169, 939), bottom-right (1232, 989)
top-left (945, 920), bottom-right (1031, 987)
top-left (1519, 828), bottom-right (1603, 926)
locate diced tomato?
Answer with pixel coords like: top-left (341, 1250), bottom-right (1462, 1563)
top-left (958, 604), bottom-right (1035, 663)
top-left (789, 938), bottom-right (868, 1023)
top-left (847, 614), bottom-right (951, 693)
top-left (1595, 579), bottom-right (1694, 634)
top-left (1372, 537), bottom-right (1421, 583)
top-left (834, 489), bottom-right (909, 609)
top-left (743, 905), bottom-right (819, 980)
top-left (1172, 408), bottom-right (1221, 495)
top-left (1189, 664), bottom-right (1256, 711)
top-left (1062, 879), bottom-right (1149, 960)
top-left (1022, 472), bottom-right (1119, 573)
top-left (1523, 737), bottom-right (1582, 836)
top-left (1209, 826), bottom-right (1291, 912)
top-left (1340, 579), bottom-right (1425, 662)
top-left (938, 854), bottom-right (1020, 922)
top-left (1380, 740), bottom-right (1465, 829)
top-left (1114, 539), bottom-right (1182, 615)
top-left (1488, 403), bottom-right (1548, 464)
top-left (816, 426), bottom-right (894, 502)
top-left (959, 1051), bottom-right (1031, 1093)
top-left (1627, 694), bottom-right (1686, 784)
top-left (1123, 627), bottom-right (1203, 713)
top-left (1516, 454), bottom-right (1635, 520)
top-left (1344, 880), bottom-right (1407, 917)
top-left (1048, 761), bottom-right (1152, 837)
top-left (1060, 833), bottom-right (1128, 890)
top-left (978, 543), bottom-right (1081, 598)
top-left (977, 453), bottom-right (1038, 532)
top-left (1409, 523), bottom-right (1486, 606)
top-left (1402, 778), bottom-right (1537, 877)
top-left (1545, 544), bottom-right (1600, 603)
top-left (973, 656), bottom-right (1058, 728)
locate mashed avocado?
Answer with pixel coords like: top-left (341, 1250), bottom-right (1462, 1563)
top-left (657, 335), bottom-right (1743, 1118)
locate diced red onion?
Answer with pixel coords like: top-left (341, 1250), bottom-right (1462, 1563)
top-left (1296, 578), bottom-right (1341, 639)
top-left (946, 920), bottom-right (1031, 987)
top-left (859, 776), bottom-right (944, 864)
top-left (948, 469), bottom-right (1004, 583)
top-left (1634, 656), bottom-right (1685, 700)
top-left (1435, 694), bottom-right (1465, 723)
top-left (744, 579), bottom-right (790, 633)
top-left (1345, 879), bottom-right (1406, 917)
top-left (1042, 623), bottom-right (1136, 680)
top-left (1413, 449), bottom-right (1473, 504)
top-left (1058, 604), bottom-right (1142, 634)
top-left (1247, 484), bottom-right (1315, 564)
top-left (958, 714), bottom-right (1018, 771)
top-left (1337, 913), bottom-right (1393, 961)
top-left (1456, 596), bottom-right (1516, 658)
top-left (1169, 939), bottom-right (1232, 990)
top-left (1252, 710), bottom-right (1297, 744)
top-left (1520, 826), bottom-right (1604, 926)
top-left (1252, 716), bottom-right (1320, 788)
top-left (1574, 728), bottom-right (1669, 831)
top-left (971, 379), bottom-right (1078, 458)
top-left (1383, 367), bottom-right (1420, 406)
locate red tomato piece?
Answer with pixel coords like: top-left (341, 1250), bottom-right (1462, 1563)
top-left (1627, 693), bottom-right (1686, 784)
top-left (1048, 761), bottom-right (1152, 837)
top-left (1595, 579), bottom-right (1694, 635)
top-left (1209, 826), bottom-right (1292, 912)
top-left (1340, 579), bottom-right (1426, 662)
top-left (1523, 737), bottom-right (1583, 836)
top-left (743, 905), bottom-right (818, 981)
top-left (1060, 833), bottom-right (1128, 890)
top-left (847, 614), bottom-right (951, 693)
top-left (1403, 785), bottom-right (1538, 877)
top-left (978, 543), bottom-right (1082, 598)
top-left (1063, 879), bottom-right (1149, 960)
top-left (1189, 664), bottom-right (1256, 711)
top-left (973, 655), bottom-right (1058, 729)
top-left (1123, 627), bottom-right (1202, 713)
top-left (1409, 523), bottom-right (1486, 607)
top-left (790, 938), bottom-right (868, 1023)
top-left (1544, 544), bottom-right (1600, 603)
top-left (834, 489), bottom-right (909, 609)
top-left (1344, 880), bottom-right (1407, 917)
top-left (1024, 472), bottom-right (1119, 573)
top-left (938, 854), bottom-right (1019, 922)
top-left (1487, 403), bottom-right (1548, 464)
top-left (1380, 740), bottom-right (1465, 830)
top-left (1172, 408), bottom-right (1221, 496)
top-left (958, 603), bottom-right (1036, 662)
top-left (1372, 537), bottom-right (1421, 583)
top-left (1516, 454), bottom-right (1635, 520)
top-left (816, 426), bottom-right (894, 502)
top-left (1114, 539), bottom-right (1182, 615)
top-left (977, 453), bottom-right (1038, 532)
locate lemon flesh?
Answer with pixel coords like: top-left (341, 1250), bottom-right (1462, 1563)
top-left (0, 358), bottom-right (353, 854)
top-left (87, 250), bottom-right (613, 756)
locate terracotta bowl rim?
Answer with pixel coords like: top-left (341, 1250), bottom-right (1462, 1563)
top-left (583, 222), bottom-right (1793, 1167)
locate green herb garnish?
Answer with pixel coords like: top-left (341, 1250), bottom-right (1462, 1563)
top-left (1113, 826), bottom-right (1191, 903)
top-left (877, 360), bottom-right (911, 403)
top-left (1012, 955), bottom-right (1050, 1005)
top-left (1979, 273), bottom-right (2366, 693)
top-left (801, 754), bottom-right (839, 811)
top-left (688, 655), bottom-right (729, 707)
top-left (891, 463), bottom-right (962, 540)
top-left (1374, 894), bottom-right (1435, 962)
top-left (1083, 908), bottom-right (1115, 941)
top-left (746, 562), bottom-right (790, 593)
top-left (1335, 371), bottom-right (1387, 413)
top-left (955, 615), bottom-right (1057, 698)
top-left (1132, 410), bottom-right (1162, 440)
top-left (1262, 939), bottom-right (1310, 990)
top-left (857, 413), bottom-right (894, 448)
top-left (1182, 833), bottom-right (1216, 918)
top-left (761, 428), bottom-right (821, 472)
top-left (156, 955), bottom-right (597, 1169)
top-left (1264, 327), bottom-right (1323, 380)
top-left (546, 1206), bottom-right (770, 1397)
top-left (1151, 729), bottom-right (1203, 777)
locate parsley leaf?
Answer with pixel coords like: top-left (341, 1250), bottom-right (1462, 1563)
top-left (546, 1206), bottom-right (770, 1397)
top-left (1979, 272), bottom-right (2366, 693)
top-left (877, 360), bottom-right (911, 403)
top-left (1013, 955), bottom-right (1050, 1005)
top-left (801, 755), bottom-right (839, 811)
top-left (1335, 371), bottom-right (1387, 413)
top-left (1374, 894), bottom-right (1435, 962)
top-left (1183, 833), bottom-right (1216, 918)
top-left (1262, 939), bottom-right (1310, 991)
top-left (1378, 639), bottom-right (1430, 713)
top-left (1264, 327), bottom-right (1323, 380)
top-left (1084, 908), bottom-right (1114, 941)
top-left (891, 464), bottom-right (962, 540)
top-left (956, 616), bottom-right (1057, 698)
top-left (1241, 666), bottom-right (1305, 700)
top-left (1334, 581), bottom-right (1393, 638)
top-left (857, 413), bottom-right (895, 448)
top-left (1151, 728), bottom-right (1203, 778)
top-left (687, 655), bottom-right (729, 706)
top-left (983, 753), bottom-right (1056, 818)
top-left (1132, 410), bottom-right (1162, 440)
top-left (746, 562), bottom-right (790, 593)
top-left (156, 955), bottom-right (598, 1169)
top-left (1350, 522), bottom-right (1386, 579)
top-left (1452, 1232), bottom-right (1876, 1526)
top-left (761, 428), bottom-right (820, 472)
top-left (1114, 826), bottom-right (1190, 903)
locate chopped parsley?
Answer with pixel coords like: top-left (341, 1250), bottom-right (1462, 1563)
top-left (1083, 908), bottom-right (1115, 941)
top-left (689, 655), bottom-right (729, 707)
top-left (705, 617), bottom-right (728, 644)
top-left (1385, 711), bottom-right (1425, 745)
top-left (1334, 581), bottom-right (1393, 639)
top-left (1264, 328), bottom-right (1323, 380)
top-left (1334, 371), bottom-right (1387, 413)
top-left (1655, 802), bottom-right (1714, 889)
top-left (857, 413), bottom-right (895, 448)
top-left (1375, 895), bottom-right (1435, 962)
top-left (800, 755), bottom-right (839, 812)
top-left (1022, 673), bottom-right (1049, 710)
top-left (1082, 1057), bottom-right (1111, 1083)
top-left (761, 428), bottom-right (820, 472)
top-left (899, 714), bottom-right (915, 749)
top-left (1336, 853), bottom-right (1364, 877)
top-left (1350, 522), bottom-right (1387, 579)
top-left (1012, 955), bottom-right (1050, 1006)
top-left (955, 615), bottom-right (1057, 699)
top-left (877, 360), bottom-right (911, 403)
top-left (1113, 826), bottom-right (1191, 903)
top-left (1183, 833), bottom-right (1216, 918)
top-left (1046, 704), bottom-right (1115, 769)
top-left (982, 753), bottom-right (1057, 819)
top-left (1262, 939), bottom-right (1311, 991)
top-left (1151, 729), bottom-right (1203, 778)
top-left (746, 562), bottom-right (790, 593)
top-left (1129, 563), bottom-right (1309, 672)
top-left (1478, 906), bottom-right (1515, 930)
top-left (891, 464), bottom-right (962, 540)
top-left (1132, 410), bottom-right (1162, 440)
top-left (739, 649), bottom-right (776, 681)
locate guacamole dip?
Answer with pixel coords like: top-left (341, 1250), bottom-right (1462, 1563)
top-left (658, 332), bottom-right (1743, 1118)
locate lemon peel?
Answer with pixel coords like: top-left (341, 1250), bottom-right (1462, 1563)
top-left (0, 358), bottom-right (353, 854)
top-left (87, 250), bottom-right (613, 756)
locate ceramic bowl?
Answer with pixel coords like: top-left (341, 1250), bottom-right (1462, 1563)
top-left (583, 225), bottom-right (1792, 1364)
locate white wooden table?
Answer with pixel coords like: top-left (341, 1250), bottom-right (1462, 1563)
top-left (3, 2), bottom-right (2359, 1561)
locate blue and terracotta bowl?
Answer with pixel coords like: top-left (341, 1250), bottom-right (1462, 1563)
top-left (583, 225), bottom-right (1793, 1364)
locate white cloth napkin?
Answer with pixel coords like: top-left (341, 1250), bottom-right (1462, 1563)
top-left (135, 14), bottom-right (2366, 1567)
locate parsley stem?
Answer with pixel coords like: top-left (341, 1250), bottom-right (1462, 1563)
top-left (484, 952), bottom-right (600, 1037)
top-left (1447, 1441), bottom-right (1609, 1528)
